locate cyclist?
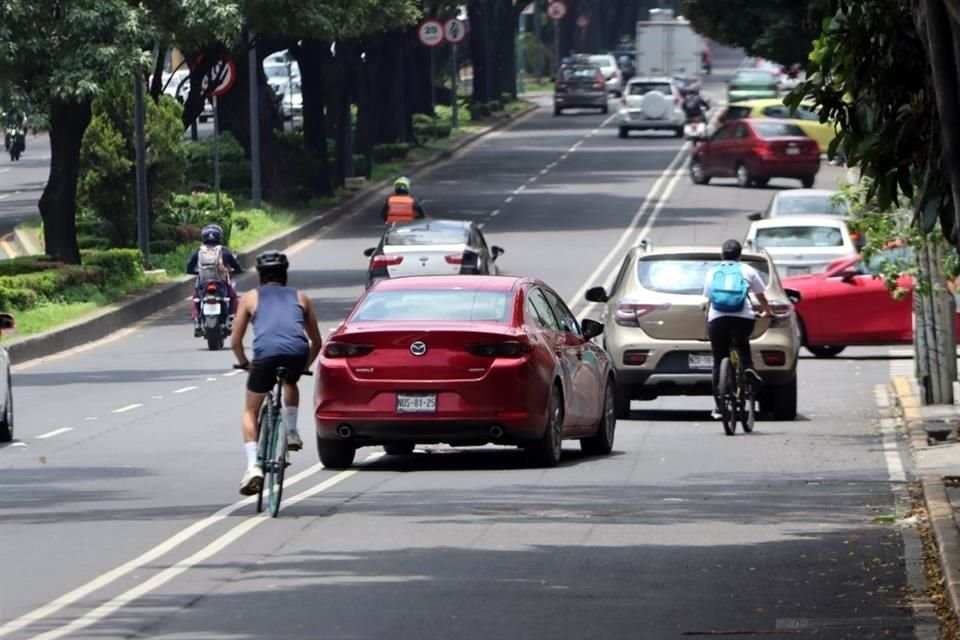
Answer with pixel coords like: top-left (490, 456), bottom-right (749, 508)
top-left (185, 224), bottom-right (243, 336)
top-left (231, 251), bottom-right (323, 496)
top-left (380, 176), bottom-right (426, 223)
top-left (703, 239), bottom-right (772, 420)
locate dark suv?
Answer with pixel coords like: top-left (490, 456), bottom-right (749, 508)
top-left (554, 62), bottom-right (609, 116)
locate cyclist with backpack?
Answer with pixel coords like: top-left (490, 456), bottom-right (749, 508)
top-left (703, 239), bottom-right (773, 419)
top-left (186, 224), bottom-right (244, 337)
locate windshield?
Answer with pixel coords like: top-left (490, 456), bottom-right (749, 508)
top-left (755, 226), bottom-right (844, 248)
top-left (775, 195), bottom-right (848, 216)
top-left (589, 55), bottom-right (614, 68)
top-left (352, 290), bottom-right (510, 323)
top-left (560, 66), bottom-right (600, 81)
top-left (637, 257), bottom-right (770, 295)
top-left (752, 122), bottom-right (806, 138)
top-left (732, 70), bottom-right (775, 85)
top-left (628, 82), bottom-right (671, 95)
top-left (384, 225), bottom-right (469, 246)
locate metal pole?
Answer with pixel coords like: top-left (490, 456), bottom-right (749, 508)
top-left (451, 44), bottom-right (459, 129)
top-left (213, 94), bottom-right (221, 208)
top-left (134, 71), bottom-right (150, 267)
top-left (429, 47), bottom-right (436, 115)
top-left (248, 30), bottom-right (262, 208)
top-left (554, 19), bottom-right (560, 73)
top-left (518, 12), bottom-right (526, 94)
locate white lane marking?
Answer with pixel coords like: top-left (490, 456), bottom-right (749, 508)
top-left (112, 404), bottom-right (142, 414)
top-left (224, 370), bottom-right (243, 377)
top-left (560, 154), bottom-right (569, 160)
top-left (28, 454), bottom-right (385, 640)
top-left (875, 384), bottom-right (906, 483)
top-left (490, 209), bottom-right (501, 217)
top-left (9, 442), bottom-right (26, 448)
top-left (528, 176), bottom-right (537, 183)
top-left (206, 377), bottom-right (216, 381)
top-left (84, 417), bottom-right (97, 421)
top-left (172, 386), bottom-right (197, 394)
top-left (35, 427), bottom-right (74, 440)
top-left (540, 168), bottom-right (549, 175)
top-left (547, 162), bottom-right (557, 169)
top-left (0, 168), bottom-right (9, 173)
top-left (571, 144), bottom-right (690, 317)
top-left (505, 196), bottom-right (514, 203)
top-left (0, 194), bottom-right (10, 201)
top-left (515, 185), bottom-right (526, 193)
top-left (151, 395), bottom-right (163, 400)
top-left (478, 222), bottom-right (486, 229)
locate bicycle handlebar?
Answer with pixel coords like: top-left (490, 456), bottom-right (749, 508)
top-left (232, 363), bottom-right (314, 376)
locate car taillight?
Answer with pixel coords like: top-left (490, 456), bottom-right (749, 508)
top-left (444, 254), bottom-right (464, 265)
top-left (371, 255), bottom-right (403, 267)
top-left (753, 141), bottom-right (775, 159)
top-left (614, 300), bottom-right (671, 326)
top-left (623, 350), bottom-right (649, 365)
top-left (323, 342), bottom-right (374, 358)
top-left (465, 340), bottom-right (532, 358)
top-left (761, 350), bottom-right (786, 366)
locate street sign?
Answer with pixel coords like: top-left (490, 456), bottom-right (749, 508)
top-left (417, 19), bottom-right (444, 47)
top-left (443, 18), bottom-right (467, 45)
top-left (547, 1), bottom-right (567, 20)
top-left (577, 15), bottom-right (589, 28)
top-left (201, 58), bottom-right (236, 97)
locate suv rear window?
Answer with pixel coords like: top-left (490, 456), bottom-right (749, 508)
top-left (637, 257), bottom-right (770, 295)
top-left (628, 82), bottom-right (671, 95)
top-left (752, 122), bottom-right (806, 138)
top-left (560, 66), bottom-right (600, 81)
top-left (755, 226), bottom-right (844, 248)
top-left (352, 290), bottom-right (510, 322)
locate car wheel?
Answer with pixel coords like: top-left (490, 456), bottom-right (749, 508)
top-left (528, 384), bottom-right (564, 467)
top-left (808, 345), bottom-right (846, 358)
top-left (690, 159), bottom-right (710, 185)
top-left (0, 376), bottom-right (11, 443)
top-left (801, 175), bottom-right (816, 188)
top-left (674, 127), bottom-right (684, 138)
top-left (736, 162), bottom-right (752, 188)
top-left (764, 377), bottom-right (798, 421)
top-left (581, 379), bottom-right (616, 456)
top-left (554, 106), bottom-right (562, 116)
top-left (753, 177), bottom-right (770, 187)
top-left (618, 127), bottom-right (628, 139)
top-left (383, 442), bottom-right (416, 455)
top-left (316, 437), bottom-right (356, 469)
top-left (601, 104), bottom-right (609, 115)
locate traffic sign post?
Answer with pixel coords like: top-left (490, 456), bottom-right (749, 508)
top-left (547, 0), bottom-right (566, 20)
top-left (444, 19), bottom-right (466, 129)
top-left (197, 56), bottom-right (237, 208)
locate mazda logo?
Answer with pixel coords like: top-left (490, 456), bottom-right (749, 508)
top-left (410, 341), bottom-right (428, 356)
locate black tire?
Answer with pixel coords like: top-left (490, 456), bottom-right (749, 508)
top-left (581, 380), bottom-right (616, 456)
top-left (741, 381), bottom-right (756, 433)
top-left (601, 104), bottom-right (609, 115)
top-left (255, 403), bottom-right (270, 513)
top-left (735, 162), bottom-right (752, 188)
top-left (614, 382), bottom-right (631, 419)
top-left (801, 175), bottom-right (816, 188)
top-left (0, 376), bottom-right (12, 443)
top-left (206, 329), bottom-right (223, 351)
top-left (718, 358), bottom-right (736, 435)
top-left (528, 384), bottom-right (564, 467)
top-left (383, 442), bottom-right (415, 455)
top-left (553, 106), bottom-right (562, 116)
top-left (317, 437), bottom-right (356, 469)
top-left (674, 127), bottom-right (684, 138)
top-left (808, 345), bottom-right (846, 358)
top-left (690, 159), bottom-right (710, 185)
top-left (618, 127), bottom-right (628, 139)
top-left (769, 376), bottom-right (798, 420)
top-left (753, 177), bottom-right (770, 187)
top-left (267, 419), bottom-right (288, 517)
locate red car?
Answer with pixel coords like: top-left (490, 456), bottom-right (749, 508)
top-left (689, 118), bottom-right (820, 188)
top-left (783, 249), bottom-right (960, 357)
top-left (314, 275), bottom-right (617, 468)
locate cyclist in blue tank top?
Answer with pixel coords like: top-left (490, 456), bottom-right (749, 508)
top-left (231, 251), bottom-right (323, 495)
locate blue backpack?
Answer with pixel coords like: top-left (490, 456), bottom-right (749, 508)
top-left (709, 263), bottom-right (749, 312)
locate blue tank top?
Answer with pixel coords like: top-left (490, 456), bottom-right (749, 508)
top-left (252, 285), bottom-right (309, 360)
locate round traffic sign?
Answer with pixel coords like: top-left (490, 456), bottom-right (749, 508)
top-left (577, 15), bottom-right (589, 28)
top-left (443, 18), bottom-right (467, 45)
top-left (417, 19), bottom-right (444, 47)
top-left (547, 1), bottom-right (567, 20)
top-left (201, 58), bottom-right (236, 98)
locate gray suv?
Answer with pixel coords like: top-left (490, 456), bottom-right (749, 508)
top-left (554, 63), bottom-right (609, 116)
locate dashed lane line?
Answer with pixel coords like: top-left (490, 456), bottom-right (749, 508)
top-left (504, 196), bottom-right (514, 204)
top-left (111, 403), bottom-right (142, 414)
top-left (490, 209), bottom-right (501, 217)
top-left (172, 386), bottom-right (197, 394)
top-left (35, 427), bottom-right (73, 440)
top-left (223, 370), bottom-right (243, 377)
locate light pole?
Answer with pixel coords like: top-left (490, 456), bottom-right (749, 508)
top-left (133, 71), bottom-right (150, 267)
top-left (517, 12), bottom-right (526, 94)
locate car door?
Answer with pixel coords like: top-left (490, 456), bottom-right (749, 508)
top-left (543, 287), bottom-right (602, 431)
top-left (702, 124), bottom-right (732, 174)
top-left (470, 225), bottom-right (493, 274)
top-left (727, 122), bottom-right (750, 175)
top-left (526, 287), bottom-right (582, 428)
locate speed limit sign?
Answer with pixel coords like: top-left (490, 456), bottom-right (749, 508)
top-left (417, 19), bottom-right (444, 47)
top-left (547, 1), bottom-right (567, 20)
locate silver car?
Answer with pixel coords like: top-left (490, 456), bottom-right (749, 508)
top-left (617, 77), bottom-right (685, 138)
top-left (588, 54), bottom-right (624, 95)
top-left (744, 214), bottom-right (859, 277)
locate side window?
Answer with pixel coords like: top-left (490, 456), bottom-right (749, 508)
top-left (474, 228), bottom-right (490, 253)
top-left (733, 124), bottom-right (748, 139)
top-left (762, 105), bottom-right (789, 118)
top-left (713, 125), bottom-right (732, 140)
top-left (526, 289), bottom-right (561, 331)
top-left (543, 289), bottom-right (581, 336)
top-left (610, 256), bottom-right (632, 295)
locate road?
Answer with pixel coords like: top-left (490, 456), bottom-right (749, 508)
top-left (0, 133), bottom-right (49, 259)
top-left (0, 50), bottom-right (923, 639)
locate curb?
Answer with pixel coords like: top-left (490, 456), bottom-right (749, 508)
top-left (922, 475), bottom-right (960, 628)
top-left (891, 376), bottom-right (928, 451)
top-left (4, 102), bottom-right (541, 366)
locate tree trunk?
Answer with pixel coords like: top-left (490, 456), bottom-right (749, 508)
top-left (295, 40), bottom-right (334, 196)
top-left (38, 99), bottom-right (91, 264)
top-left (149, 46), bottom-right (167, 101)
top-left (355, 36), bottom-right (379, 177)
top-left (469, 0), bottom-right (493, 103)
top-left (180, 44), bottom-right (227, 129)
top-left (331, 39), bottom-right (358, 187)
top-left (409, 29), bottom-right (436, 115)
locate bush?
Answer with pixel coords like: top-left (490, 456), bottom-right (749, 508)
top-left (83, 249), bottom-right (143, 286)
top-left (78, 234), bottom-right (110, 251)
top-left (372, 143), bottom-right (413, 163)
top-left (167, 192), bottom-right (235, 244)
top-left (469, 103), bottom-right (490, 120)
top-left (0, 266), bottom-right (106, 300)
top-left (487, 100), bottom-right (503, 113)
top-left (232, 215), bottom-right (250, 231)
top-left (183, 131), bottom-right (250, 191)
top-left (0, 286), bottom-right (38, 311)
top-left (353, 154), bottom-right (370, 177)
top-left (150, 240), bottom-right (178, 255)
top-left (412, 113), bottom-right (434, 127)
top-left (0, 256), bottom-right (59, 277)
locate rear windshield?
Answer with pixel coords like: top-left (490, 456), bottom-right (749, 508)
top-left (637, 257), bottom-right (770, 295)
top-left (560, 66), bottom-right (599, 81)
top-left (732, 70), bottom-right (776, 84)
top-left (755, 226), bottom-right (844, 248)
top-left (589, 55), bottom-right (614, 67)
top-left (776, 195), bottom-right (848, 215)
top-left (352, 290), bottom-right (510, 323)
top-left (385, 226), bottom-right (468, 246)
top-left (752, 122), bottom-right (806, 138)
top-left (628, 82), bottom-right (671, 95)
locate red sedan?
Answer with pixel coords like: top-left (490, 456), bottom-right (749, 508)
top-left (783, 249), bottom-right (960, 357)
top-left (314, 275), bottom-right (617, 468)
top-left (690, 118), bottom-right (820, 188)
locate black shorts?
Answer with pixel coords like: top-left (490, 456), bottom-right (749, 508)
top-left (247, 354), bottom-right (309, 394)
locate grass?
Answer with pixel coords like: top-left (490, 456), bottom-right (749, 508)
top-left (520, 78), bottom-right (554, 93)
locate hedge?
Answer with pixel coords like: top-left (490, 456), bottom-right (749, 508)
top-left (372, 143), bottom-right (413, 163)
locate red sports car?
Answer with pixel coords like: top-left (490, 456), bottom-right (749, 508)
top-left (314, 275), bottom-right (617, 468)
top-left (783, 249), bottom-right (960, 357)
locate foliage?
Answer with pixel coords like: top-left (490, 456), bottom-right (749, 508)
top-left (167, 192), bottom-right (236, 244)
top-left (83, 249), bottom-right (144, 287)
top-left (183, 131), bottom-right (250, 191)
top-left (245, 0), bottom-right (421, 41)
top-left (372, 143), bottom-right (413, 162)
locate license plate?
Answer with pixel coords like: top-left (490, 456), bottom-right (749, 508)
top-left (203, 303), bottom-right (221, 316)
top-left (396, 393), bottom-right (437, 414)
top-left (787, 266), bottom-right (809, 276)
top-left (785, 146), bottom-right (800, 155)
top-left (688, 354), bottom-right (713, 370)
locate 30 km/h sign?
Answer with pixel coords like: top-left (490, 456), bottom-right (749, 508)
top-left (417, 19), bottom-right (444, 47)
top-left (443, 18), bottom-right (466, 44)
top-left (547, 1), bottom-right (567, 20)
top-left (201, 58), bottom-right (236, 97)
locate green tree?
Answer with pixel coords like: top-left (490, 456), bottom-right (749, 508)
top-left (78, 77), bottom-right (186, 248)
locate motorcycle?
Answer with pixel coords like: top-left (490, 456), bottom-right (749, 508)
top-left (194, 281), bottom-right (233, 351)
top-left (684, 115), bottom-right (706, 140)
top-left (8, 131), bottom-right (24, 162)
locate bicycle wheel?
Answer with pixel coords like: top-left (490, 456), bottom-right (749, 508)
top-left (267, 405), bottom-right (287, 518)
top-left (255, 400), bottom-right (271, 513)
top-left (718, 357), bottom-right (736, 436)
top-left (741, 379), bottom-right (756, 433)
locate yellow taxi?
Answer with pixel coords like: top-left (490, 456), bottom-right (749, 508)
top-left (715, 98), bottom-right (837, 154)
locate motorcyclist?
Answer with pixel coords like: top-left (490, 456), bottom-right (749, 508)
top-left (682, 88), bottom-right (710, 124)
top-left (380, 176), bottom-right (426, 224)
top-left (185, 224), bottom-right (243, 337)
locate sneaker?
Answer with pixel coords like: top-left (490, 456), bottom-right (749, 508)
top-left (710, 409), bottom-right (722, 420)
top-left (194, 325), bottom-right (203, 338)
top-left (287, 430), bottom-right (303, 451)
top-left (239, 466), bottom-right (264, 496)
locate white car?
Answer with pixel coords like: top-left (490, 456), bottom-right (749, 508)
top-left (271, 79), bottom-right (303, 120)
top-left (745, 214), bottom-right (859, 277)
top-left (618, 77), bottom-right (685, 138)
top-left (363, 220), bottom-right (505, 288)
top-left (588, 54), bottom-right (623, 95)
top-left (751, 189), bottom-right (849, 220)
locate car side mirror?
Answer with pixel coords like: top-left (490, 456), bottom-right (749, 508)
top-left (747, 212), bottom-right (762, 221)
top-left (784, 288), bottom-right (802, 304)
top-left (0, 313), bottom-right (14, 332)
top-left (363, 247), bottom-right (376, 258)
top-left (839, 267), bottom-right (859, 282)
top-left (581, 318), bottom-right (604, 339)
top-left (585, 286), bottom-right (609, 303)
top-left (491, 246), bottom-right (505, 259)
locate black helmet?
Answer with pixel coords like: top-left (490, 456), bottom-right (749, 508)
top-left (255, 250), bottom-right (289, 272)
top-left (201, 224), bottom-right (224, 245)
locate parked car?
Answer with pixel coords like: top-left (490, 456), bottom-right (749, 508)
top-left (583, 244), bottom-right (801, 420)
top-left (727, 69), bottom-right (779, 103)
top-left (781, 247), bottom-right (956, 357)
top-left (617, 76), bottom-right (685, 138)
top-left (554, 62), bottom-right (609, 115)
top-left (689, 119), bottom-right (821, 188)
top-left (588, 54), bottom-right (624, 95)
top-left (712, 99), bottom-right (837, 154)
top-left (363, 219), bottom-right (504, 289)
top-left (745, 214), bottom-right (859, 277)
top-left (0, 312), bottom-right (15, 442)
top-left (314, 276), bottom-right (617, 468)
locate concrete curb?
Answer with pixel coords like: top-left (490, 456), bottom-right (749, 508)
top-left (4, 102), bottom-right (541, 366)
top-left (891, 376), bottom-right (928, 451)
top-left (922, 475), bottom-right (960, 627)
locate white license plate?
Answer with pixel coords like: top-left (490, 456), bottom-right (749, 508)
top-left (785, 146), bottom-right (800, 155)
top-left (787, 267), bottom-right (809, 276)
top-left (396, 393), bottom-right (437, 414)
top-left (688, 354), bottom-right (713, 370)
top-left (203, 303), bottom-right (221, 316)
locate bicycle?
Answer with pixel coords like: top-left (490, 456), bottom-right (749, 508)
top-left (717, 317), bottom-right (762, 436)
top-left (234, 364), bottom-right (313, 517)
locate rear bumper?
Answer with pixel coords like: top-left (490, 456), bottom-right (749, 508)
top-left (746, 158), bottom-right (820, 178)
top-left (618, 109), bottom-right (684, 129)
top-left (555, 93), bottom-right (608, 108)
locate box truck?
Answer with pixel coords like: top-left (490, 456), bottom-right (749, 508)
top-left (635, 14), bottom-right (703, 77)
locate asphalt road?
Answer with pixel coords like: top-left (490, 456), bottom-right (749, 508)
top-left (0, 133), bottom-right (49, 258)
top-left (0, 53), bottom-right (922, 639)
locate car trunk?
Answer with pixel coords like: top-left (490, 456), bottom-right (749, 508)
top-left (764, 137), bottom-right (819, 159)
top-left (382, 244), bottom-right (470, 278)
